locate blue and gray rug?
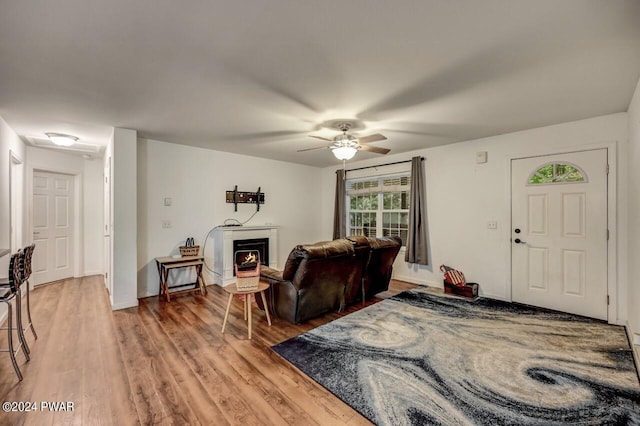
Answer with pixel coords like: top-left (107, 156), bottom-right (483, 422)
top-left (272, 289), bottom-right (640, 425)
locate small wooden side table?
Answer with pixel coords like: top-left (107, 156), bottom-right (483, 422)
top-left (155, 255), bottom-right (207, 302)
top-left (221, 282), bottom-right (271, 339)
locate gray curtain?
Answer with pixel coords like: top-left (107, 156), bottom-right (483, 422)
top-left (333, 169), bottom-right (346, 239)
top-left (405, 156), bottom-right (428, 264)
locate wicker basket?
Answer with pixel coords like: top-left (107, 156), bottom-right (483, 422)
top-left (235, 264), bottom-right (261, 291)
top-left (179, 245), bottom-right (200, 257)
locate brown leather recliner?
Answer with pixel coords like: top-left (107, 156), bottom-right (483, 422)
top-left (343, 235), bottom-right (372, 305)
top-left (361, 236), bottom-right (402, 300)
top-left (259, 239), bottom-right (362, 324)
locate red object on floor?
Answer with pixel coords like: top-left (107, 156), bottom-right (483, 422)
top-left (444, 281), bottom-right (479, 299)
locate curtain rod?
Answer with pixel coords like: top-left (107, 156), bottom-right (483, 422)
top-left (345, 157), bottom-right (425, 173)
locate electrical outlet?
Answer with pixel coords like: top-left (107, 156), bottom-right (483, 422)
top-left (487, 220), bottom-right (498, 229)
top-left (162, 220), bottom-right (172, 229)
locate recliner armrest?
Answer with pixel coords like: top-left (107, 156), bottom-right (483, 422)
top-left (260, 266), bottom-right (284, 282)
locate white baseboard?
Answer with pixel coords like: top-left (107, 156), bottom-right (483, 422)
top-left (82, 270), bottom-right (104, 277)
top-left (393, 274), bottom-right (441, 288)
top-left (626, 321), bottom-right (640, 373)
top-left (481, 292), bottom-right (511, 302)
top-left (111, 299), bottom-right (139, 311)
top-left (394, 275), bottom-right (511, 303)
top-left (138, 281), bottom-right (214, 300)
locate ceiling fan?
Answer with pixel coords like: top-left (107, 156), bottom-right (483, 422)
top-left (297, 122), bottom-right (390, 160)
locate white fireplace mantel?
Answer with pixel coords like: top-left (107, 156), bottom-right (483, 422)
top-left (212, 225), bottom-right (279, 286)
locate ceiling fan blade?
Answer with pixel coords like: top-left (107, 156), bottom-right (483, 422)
top-left (357, 133), bottom-right (387, 144)
top-left (309, 135), bottom-right (334, 142)
top-left (359, 144), bottom-right (390, 155)
top-left (297, 145), bottom-right (331, 152)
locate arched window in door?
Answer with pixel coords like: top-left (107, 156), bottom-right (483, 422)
top-left (527, 162), bottom-right (587, 185)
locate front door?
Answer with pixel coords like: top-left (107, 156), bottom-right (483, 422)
top-left (32, 171), bottom-right (75, 285)
top-left (511, 149), bottom-right (608, 320)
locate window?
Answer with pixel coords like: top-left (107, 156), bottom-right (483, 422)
top-left (528, 163), bottom-right (586, 185)
top-left (347, 174), bottom-right (410, 245)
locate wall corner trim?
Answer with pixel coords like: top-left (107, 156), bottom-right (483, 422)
top-left (625, 321), bottom-right (640, 377)
top-left (111, 299), bottom-right (139, 311)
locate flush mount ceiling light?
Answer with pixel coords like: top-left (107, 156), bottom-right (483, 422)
top-left (45, 132), bottom-right (78, 147)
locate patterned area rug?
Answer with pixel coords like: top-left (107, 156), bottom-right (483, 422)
top-left (272, 289), bottom-right (640, 425)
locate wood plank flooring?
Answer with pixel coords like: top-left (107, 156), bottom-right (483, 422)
top-left (0, 276), bottom-right (416, 425)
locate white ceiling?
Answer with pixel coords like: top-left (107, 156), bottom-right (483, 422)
top-left (1, 0), bottom-right (639, 167)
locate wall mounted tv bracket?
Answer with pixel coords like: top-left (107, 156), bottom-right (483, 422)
top-left (226, 186), bottom-right (265, 212)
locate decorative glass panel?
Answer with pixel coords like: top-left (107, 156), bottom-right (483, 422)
top-left (528, 163), bottom-right (586, 185)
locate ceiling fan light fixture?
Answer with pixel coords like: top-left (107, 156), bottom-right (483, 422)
top-left (332, 146), bottom-right (357, 160)
top-left (301, 120), bottom-right (388, 159)
top-left (45, 132), bottom-right (78, 147)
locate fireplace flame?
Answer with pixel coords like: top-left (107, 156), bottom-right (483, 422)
top-left (242, 252), bottom-right (257, 265)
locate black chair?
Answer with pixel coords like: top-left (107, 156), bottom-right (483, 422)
top-left (19, 244), bottom-right (37, 340)
top-left (1, 246), bottom-right (34, 353)
top-left (0, 252), bottom-right (30, 381)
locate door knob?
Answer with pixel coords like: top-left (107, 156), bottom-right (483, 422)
top-left (514, 228), bottom-right (521, 234)
top-left (514, 238), bottom-right (527, 244)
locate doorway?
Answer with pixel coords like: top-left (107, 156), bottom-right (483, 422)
top-left (511, 149), bottom-right (608, 320)
top-left (104, 156), bottom-right (112, 295)
top-left (32, 170), bottom-right (75, 285)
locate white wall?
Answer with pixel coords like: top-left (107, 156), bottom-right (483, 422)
top-left (0, 116), bottom-right (26, 322)
top-left (0, 116), bottom-right (26, 262)
top-left (627, 78), bottom-right (640, 346)
top-left (26, 147), bottom-right (104, 277)
top-left (137, 138), bottom-right (323, 298)
top-left (321, 113), bottom-right (629, 322)
top-left (82, 156), bottom-right (105, 275)
top-left (111, 128), bottom-right (138, 309)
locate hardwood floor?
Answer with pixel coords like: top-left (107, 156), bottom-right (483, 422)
top-left (0, 276), bottom-right (416, 425)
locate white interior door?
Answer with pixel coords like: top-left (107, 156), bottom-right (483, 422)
top-left (511, 149), bottom-right (608, 320)
top-left (32, 171), bottom-right (75, 285)
top-left (103, 159), bottom-right (112, 294)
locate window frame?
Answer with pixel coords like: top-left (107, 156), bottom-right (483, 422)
top-left (346, 173), bottom-right (411, 247)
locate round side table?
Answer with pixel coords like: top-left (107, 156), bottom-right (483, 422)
top-left (221, 281), bottom-right (271, 339)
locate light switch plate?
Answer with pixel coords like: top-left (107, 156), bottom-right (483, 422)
top-left (164, 197), bottom-right (172, 206)
top-left (476, 151), bottom-right (488, 164)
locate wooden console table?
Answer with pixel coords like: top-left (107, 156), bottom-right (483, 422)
top-left (155, 256), bottom-right (207, 302)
